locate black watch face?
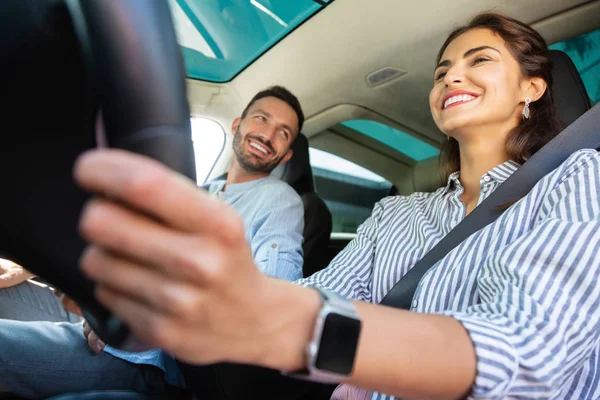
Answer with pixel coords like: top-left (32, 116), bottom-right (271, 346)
top-left (315, 312), bottom-right (362, 375)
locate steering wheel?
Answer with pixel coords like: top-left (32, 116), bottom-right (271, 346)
top-left (0, 0), bottom-right (196, 347)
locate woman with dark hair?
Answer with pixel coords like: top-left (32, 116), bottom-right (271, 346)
top-left (436, 13), bottom-right (563, 183)
top-left (71, 13), bottom-right (599, 400)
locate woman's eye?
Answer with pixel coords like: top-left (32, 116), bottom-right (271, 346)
top-left (472, 57), bottom-right (490, 65)
top-left (435, 72), bottom-right (447, 81)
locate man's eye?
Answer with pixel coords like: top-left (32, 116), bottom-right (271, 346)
top-left (256, 115), bottom-right (266, 122)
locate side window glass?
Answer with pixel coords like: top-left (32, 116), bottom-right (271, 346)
top-left (342, 120), bottom-right (439, 161)
top-left (191, 118), bottom-right (226, 184)
top-left (549, 28), bottom-right (600, 105)
top-left (310, 148), bottom-right (392, 234)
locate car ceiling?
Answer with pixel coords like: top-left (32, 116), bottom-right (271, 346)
top-left (186, 0), bottom-right (600, 181)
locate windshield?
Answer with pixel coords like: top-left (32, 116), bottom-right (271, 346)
top-left (170, 0), bottom-right (331, 82)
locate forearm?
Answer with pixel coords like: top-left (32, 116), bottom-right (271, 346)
top-left (262, 282), bottom-right (476, 400)
top-left (349, 302), bottom-right (476, 399)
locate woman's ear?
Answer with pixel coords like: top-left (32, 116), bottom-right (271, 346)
top-left (524, 77), bottom-right (548, 102)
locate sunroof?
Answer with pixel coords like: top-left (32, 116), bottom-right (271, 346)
top-left (170, 0), bottom-right (329, 82)
top-left (342, 120), bottom-right (440, 162)
top-left (549, 28), bottom-right (600, 104)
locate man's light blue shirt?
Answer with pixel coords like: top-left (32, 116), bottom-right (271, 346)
top-left (104, 175), bottom-right (305, 387)
top-left (207, 175), bottom-right (304, 281)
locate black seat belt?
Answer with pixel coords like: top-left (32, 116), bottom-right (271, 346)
top-left (380, 102), bottom-right (600, 309)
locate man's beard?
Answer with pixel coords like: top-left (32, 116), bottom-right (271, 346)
top-left (232, 128), bottom-right (283, 173)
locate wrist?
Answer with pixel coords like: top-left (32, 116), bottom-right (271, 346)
top-left (252, 279), bottom-right (321, 371)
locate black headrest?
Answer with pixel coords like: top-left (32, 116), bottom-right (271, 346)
top-left (549, 50), bottom-right (592, 126)
top-left (271, 133), bottom-right (315, 194)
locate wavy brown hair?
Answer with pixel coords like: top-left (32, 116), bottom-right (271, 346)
top-left (437, 13), bottom-right (563, 181)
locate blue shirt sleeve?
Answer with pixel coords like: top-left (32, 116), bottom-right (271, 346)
top-left (251, 185), bottom-right (305, 282)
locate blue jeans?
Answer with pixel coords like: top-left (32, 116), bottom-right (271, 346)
top-left (0, 319), bottom-right (185, 399)
top-left (0, 280), bottom-right (81, 323)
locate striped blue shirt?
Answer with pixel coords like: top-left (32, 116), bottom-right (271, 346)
top-left (300, 149), bottom-right (600, 399)
top-left (104, 175), bottom-right (305, 387)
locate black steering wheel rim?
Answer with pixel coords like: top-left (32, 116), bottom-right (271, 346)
top-left (0, 0), bottom-right (195, 346)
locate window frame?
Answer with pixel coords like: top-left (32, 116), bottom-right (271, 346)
top-left (309, 146), bottom-right (392, 235)
top-left (190, 117), bottom-right (227, 185)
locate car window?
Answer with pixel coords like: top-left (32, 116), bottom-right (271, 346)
top-left (549, 28), bottom-right (600, 104)
top-left (310, 148), bottom-right (392, 235)
top-left (191, 118), bottom-right (226, 184)
top-left (170, 0), bottom-right (330, 82)
top-left (342, 119), bottom-right (440, 161)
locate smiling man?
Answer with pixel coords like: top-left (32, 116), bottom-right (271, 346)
top-left (204, 85), bottom-right (305, 281)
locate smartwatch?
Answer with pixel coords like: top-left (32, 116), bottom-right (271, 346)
top-left (284, 287), bottom-right (362, 383)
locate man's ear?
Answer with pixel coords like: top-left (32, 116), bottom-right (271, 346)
top-left (231, 117), bottom-right (241, 135)
top-left (523, 77), bottom-right (548, 102)
top-left (279, 149), bottom-right (294, 165)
